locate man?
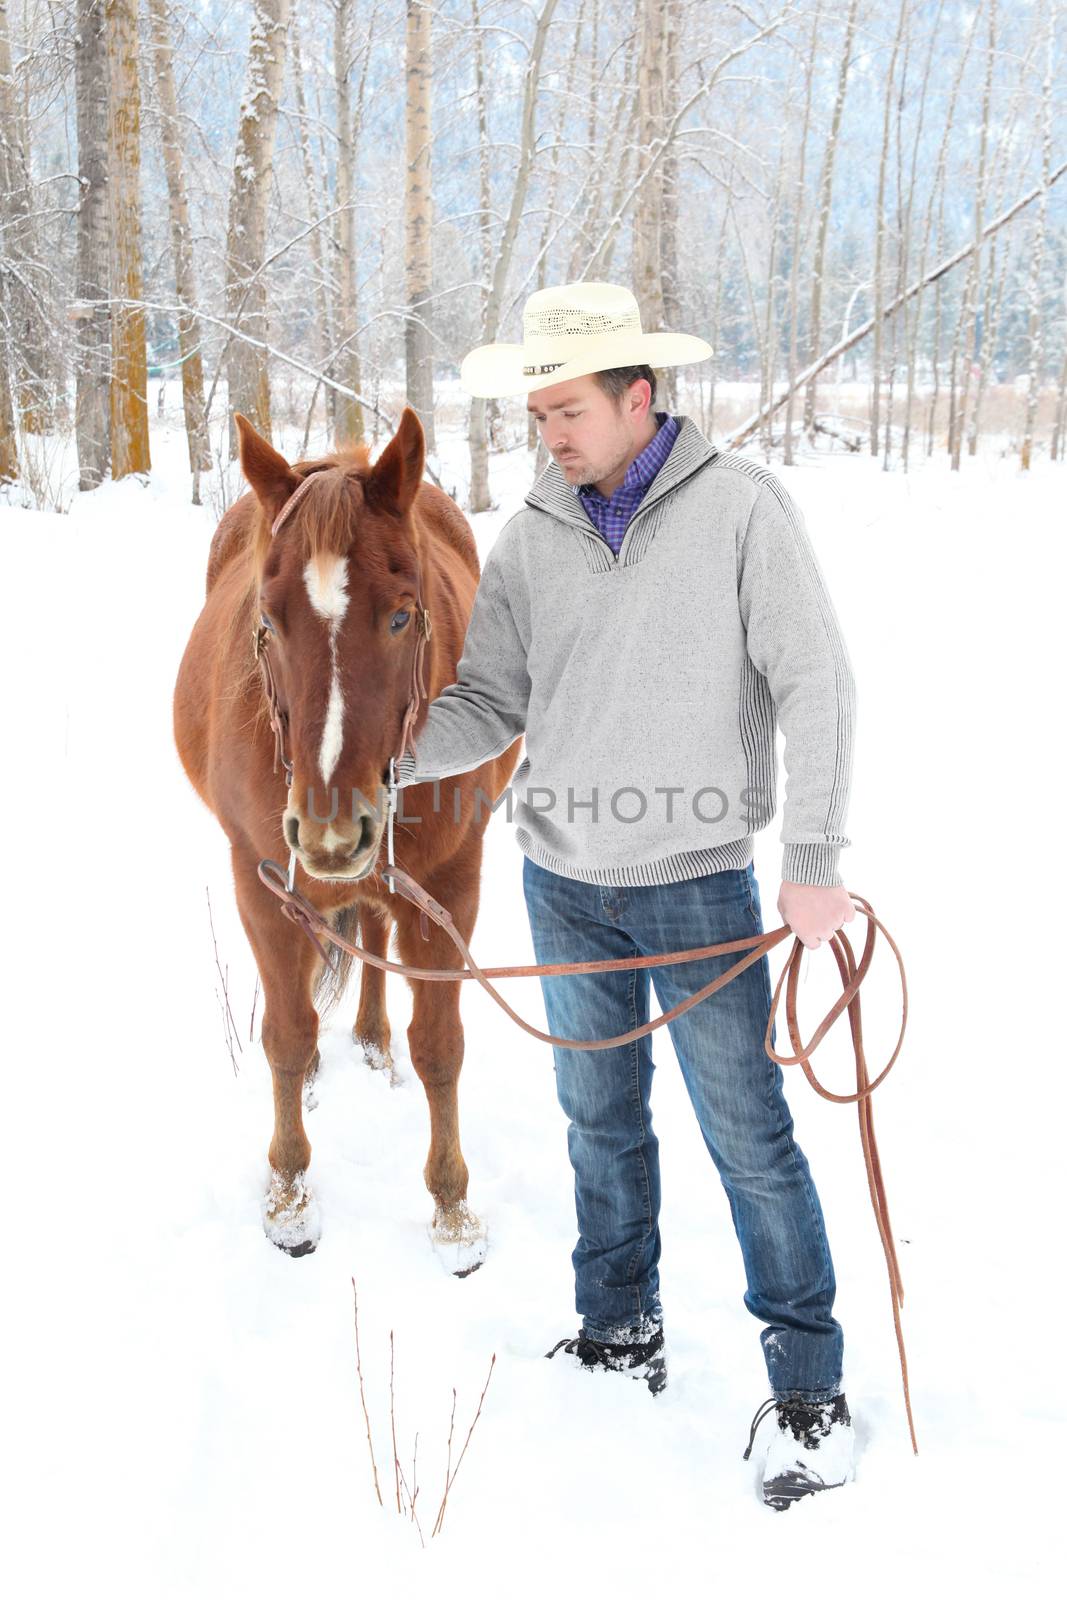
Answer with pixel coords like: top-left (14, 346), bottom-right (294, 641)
top-left (392, 281), bottom-right (858, 1510)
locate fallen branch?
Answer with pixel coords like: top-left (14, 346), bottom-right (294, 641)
top-left (725, 155), bottom-right (1067, 450)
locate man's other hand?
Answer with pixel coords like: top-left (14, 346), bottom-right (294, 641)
top-left (777, 881), bottom-right (856, 951)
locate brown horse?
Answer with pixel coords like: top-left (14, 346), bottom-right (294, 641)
top-left (173, 407), bottom-right (521, 1268)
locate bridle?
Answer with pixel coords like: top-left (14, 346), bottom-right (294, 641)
top-left (254, 469), bottom-right (433, 898)
top-left (249, 471), bottom-right (918, 1458)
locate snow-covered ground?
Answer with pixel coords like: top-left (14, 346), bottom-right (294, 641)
top-left (4, 399), bottom-right (1063, 1596)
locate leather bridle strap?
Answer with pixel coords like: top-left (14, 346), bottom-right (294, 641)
top-left (255, 857), bottom-right (916, 1457)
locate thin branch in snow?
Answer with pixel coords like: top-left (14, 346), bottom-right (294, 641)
top-left (350, 1280), bottom-right (383, 1507)
top-left (432, 1353), bottom-right (496, 1538)
top-left (206, 886), bottom-right (241, 1075)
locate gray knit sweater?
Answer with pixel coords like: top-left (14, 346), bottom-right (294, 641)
top-left (394, 415), bottom-right (856, 889)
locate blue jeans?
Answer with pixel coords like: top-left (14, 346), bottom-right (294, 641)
top-left (521, 855), bottom-right (844, 1403)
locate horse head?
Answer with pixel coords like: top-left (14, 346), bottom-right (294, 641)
top-left (234, 406), bottom-right (428, 882)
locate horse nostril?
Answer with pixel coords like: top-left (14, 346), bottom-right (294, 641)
top-left (284, 815), bottom-right (300, 849)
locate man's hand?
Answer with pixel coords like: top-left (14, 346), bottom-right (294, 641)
top-left (777, 881), bottom-right (856, 951)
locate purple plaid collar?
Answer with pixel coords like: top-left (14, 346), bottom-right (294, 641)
top-left (572, 412), bottom-right (681, 556)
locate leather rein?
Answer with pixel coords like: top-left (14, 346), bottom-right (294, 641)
top-left (251, 479), bottom-right (918, 1457)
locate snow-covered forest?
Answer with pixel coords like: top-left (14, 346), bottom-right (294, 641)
top-left (1, 0), bottom-right (1066, 509)
top-left (3, 2), bottom-right (1065, 1595)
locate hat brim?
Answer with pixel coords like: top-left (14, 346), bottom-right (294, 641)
top-left (459, 331), bottom-right (714, 399)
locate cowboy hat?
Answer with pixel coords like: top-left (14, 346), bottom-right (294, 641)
top-left (459, 281), bottom-right (714, 399)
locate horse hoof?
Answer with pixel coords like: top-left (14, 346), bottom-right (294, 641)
top-left (429, 1201), bottom-right (488, 1278)
top-left (275, 1235), bottom-right (317, 1258)
top-left (261, 1167), bottom-right (322, 1256)
top-left (357, 1034), bottom-right (398, 1081)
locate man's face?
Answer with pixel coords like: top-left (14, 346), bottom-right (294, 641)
top-left (526, 373), bottom-right (653, 491)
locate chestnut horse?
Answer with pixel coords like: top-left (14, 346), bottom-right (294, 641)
top-left (173, 407), bottom-right (521, 1269)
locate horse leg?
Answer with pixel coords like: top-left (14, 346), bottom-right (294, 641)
top-left (232, 849), bottom-right (323, 1257)
top-left (353, 902), bottom-right (396, 1081)
top-left (394, 852), bottom-right (486, 1277)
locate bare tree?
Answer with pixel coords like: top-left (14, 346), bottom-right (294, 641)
top-left (405, 0), bottom-right (435, 454)
top-left (803, 0), bottom-right (860, 439)
top-left (333, 0), bottom-right (365, 445)
top-left (465, 0), bottom-right (560, 508)
top-left (106, 0), bottom-right (150, 478)
top-left (870, 0), bottom-right (908, 460)
top-left (1020, 0), bottom-right (1054, 471)
top-left (224, 0), bottom-right (291, 457)
top-left (73, 0), bottom-right (111, 489)
top-left (147, 0), bottom-right (211, 500)
top-left (1, 0), bottom-right (52, 437)
top-left (290, 19), bottom-right (335, 448)
top-left (949, 0), bottom-right (996, 472)
top-left (633, 0), bottom-right (668, 353)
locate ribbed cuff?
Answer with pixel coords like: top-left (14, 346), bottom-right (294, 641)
top-left (782, 841), bottom-right (843, 888)
top-left (393, 751), bottom-right (419, 787)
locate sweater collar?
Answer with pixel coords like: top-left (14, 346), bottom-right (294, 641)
top-left (524, 414), bottom-right (719, 531)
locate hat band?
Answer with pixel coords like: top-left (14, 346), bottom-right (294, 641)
top-left (522, 361), bottom-right (566, 376)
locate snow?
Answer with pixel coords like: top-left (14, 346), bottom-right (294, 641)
top-left (3, 397), bottom-right (1064, 1595)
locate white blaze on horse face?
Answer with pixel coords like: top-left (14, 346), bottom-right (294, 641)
top-left (303, 555), bottom-right (350, 786)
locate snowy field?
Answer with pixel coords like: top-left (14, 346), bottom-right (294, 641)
top-left (4, 396), bottom-right (1064, 1597)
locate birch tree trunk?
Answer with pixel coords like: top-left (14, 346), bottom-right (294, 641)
top-left (803, 0), bottom-right (859, 437)
top-left (73, 0), bottom-right (111, 488)
top-left (147, 0), bottom-right (211, 499)
top-left (783, 5), bottom-right (818, 466)
top-left (871, 0), bottom-right (908, 459)
top-left (0, 0), bottom-right (52, 434)
top-left (469, 0), bottom-right (493, 493)
top-left (1020, 0), bottom-right (1053, 472)
top-left (660, 0), bottom-right (681, 412)
top-left (463, 0), bottom-right (559, 505)
top-left (291, 18), bottom-right (334, 448)
top-left (106, 0), bottom-right (150, 478)
top-left (633, 0), bottom-right (667, 361)
top-left (951, 0), bottom-right (995, 472)
top-left (224, 0), bottom-right (290, 457)
top-left (333, 0), bottom-right (364, 445)
top-left (405, 0), bottom-right (435, 454)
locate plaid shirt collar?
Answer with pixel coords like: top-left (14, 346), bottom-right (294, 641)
top-left (573, 412), bottom-right (680, 508)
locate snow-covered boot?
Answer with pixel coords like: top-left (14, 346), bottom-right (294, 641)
top-left (744, 1393), bottom-right (854, 1510)
top-left (545, 1326), bottom-right (667, 1396)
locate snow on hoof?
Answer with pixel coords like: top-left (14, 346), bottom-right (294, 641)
top-left (429, 1201), bottom-right (488, 1278)
top-left (261, 1168), bottom-right (322, 1257)
top-left (356, 1034), bottom-right (400, 1087)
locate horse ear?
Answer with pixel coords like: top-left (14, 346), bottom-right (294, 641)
top-left (365, 406), bottom-right (425, 516)
top-left (234, 412), bottom-right (300, 525)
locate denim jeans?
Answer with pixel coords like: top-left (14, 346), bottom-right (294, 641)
top-left (521, 854), bottom-right (844, 1403)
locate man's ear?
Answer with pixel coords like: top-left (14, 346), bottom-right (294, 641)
top-left (364, 406), bottom-right (425, 516)
top-left (234, 412), bottom-right (300, 526)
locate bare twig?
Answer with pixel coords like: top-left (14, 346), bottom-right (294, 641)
top-left (432, 1353), bottom-right (497, 1538)
top-left (249, 974), bottom-right (260, 1043)
top-left (395, 1455), bottom-right (425, 1548)
top-left (350, 1280), bottom-right (382, 1506)
top-left (206, 886), bottom-right (241, 1074)
top-left (390, 1330), bottom-right (402, 1514)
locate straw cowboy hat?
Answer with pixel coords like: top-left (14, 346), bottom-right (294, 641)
top-left (459, 280), bottom-right (714, 399)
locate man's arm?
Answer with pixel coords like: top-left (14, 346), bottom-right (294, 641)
top-left (737, 475), bottom-right (857, 892)
top-left (393, 542), bottom-right (531, 787)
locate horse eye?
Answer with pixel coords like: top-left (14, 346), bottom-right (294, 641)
top-left (260, 612), bottom-right (275, 633)
top-left (390, 610), bottom-right (411, 633)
